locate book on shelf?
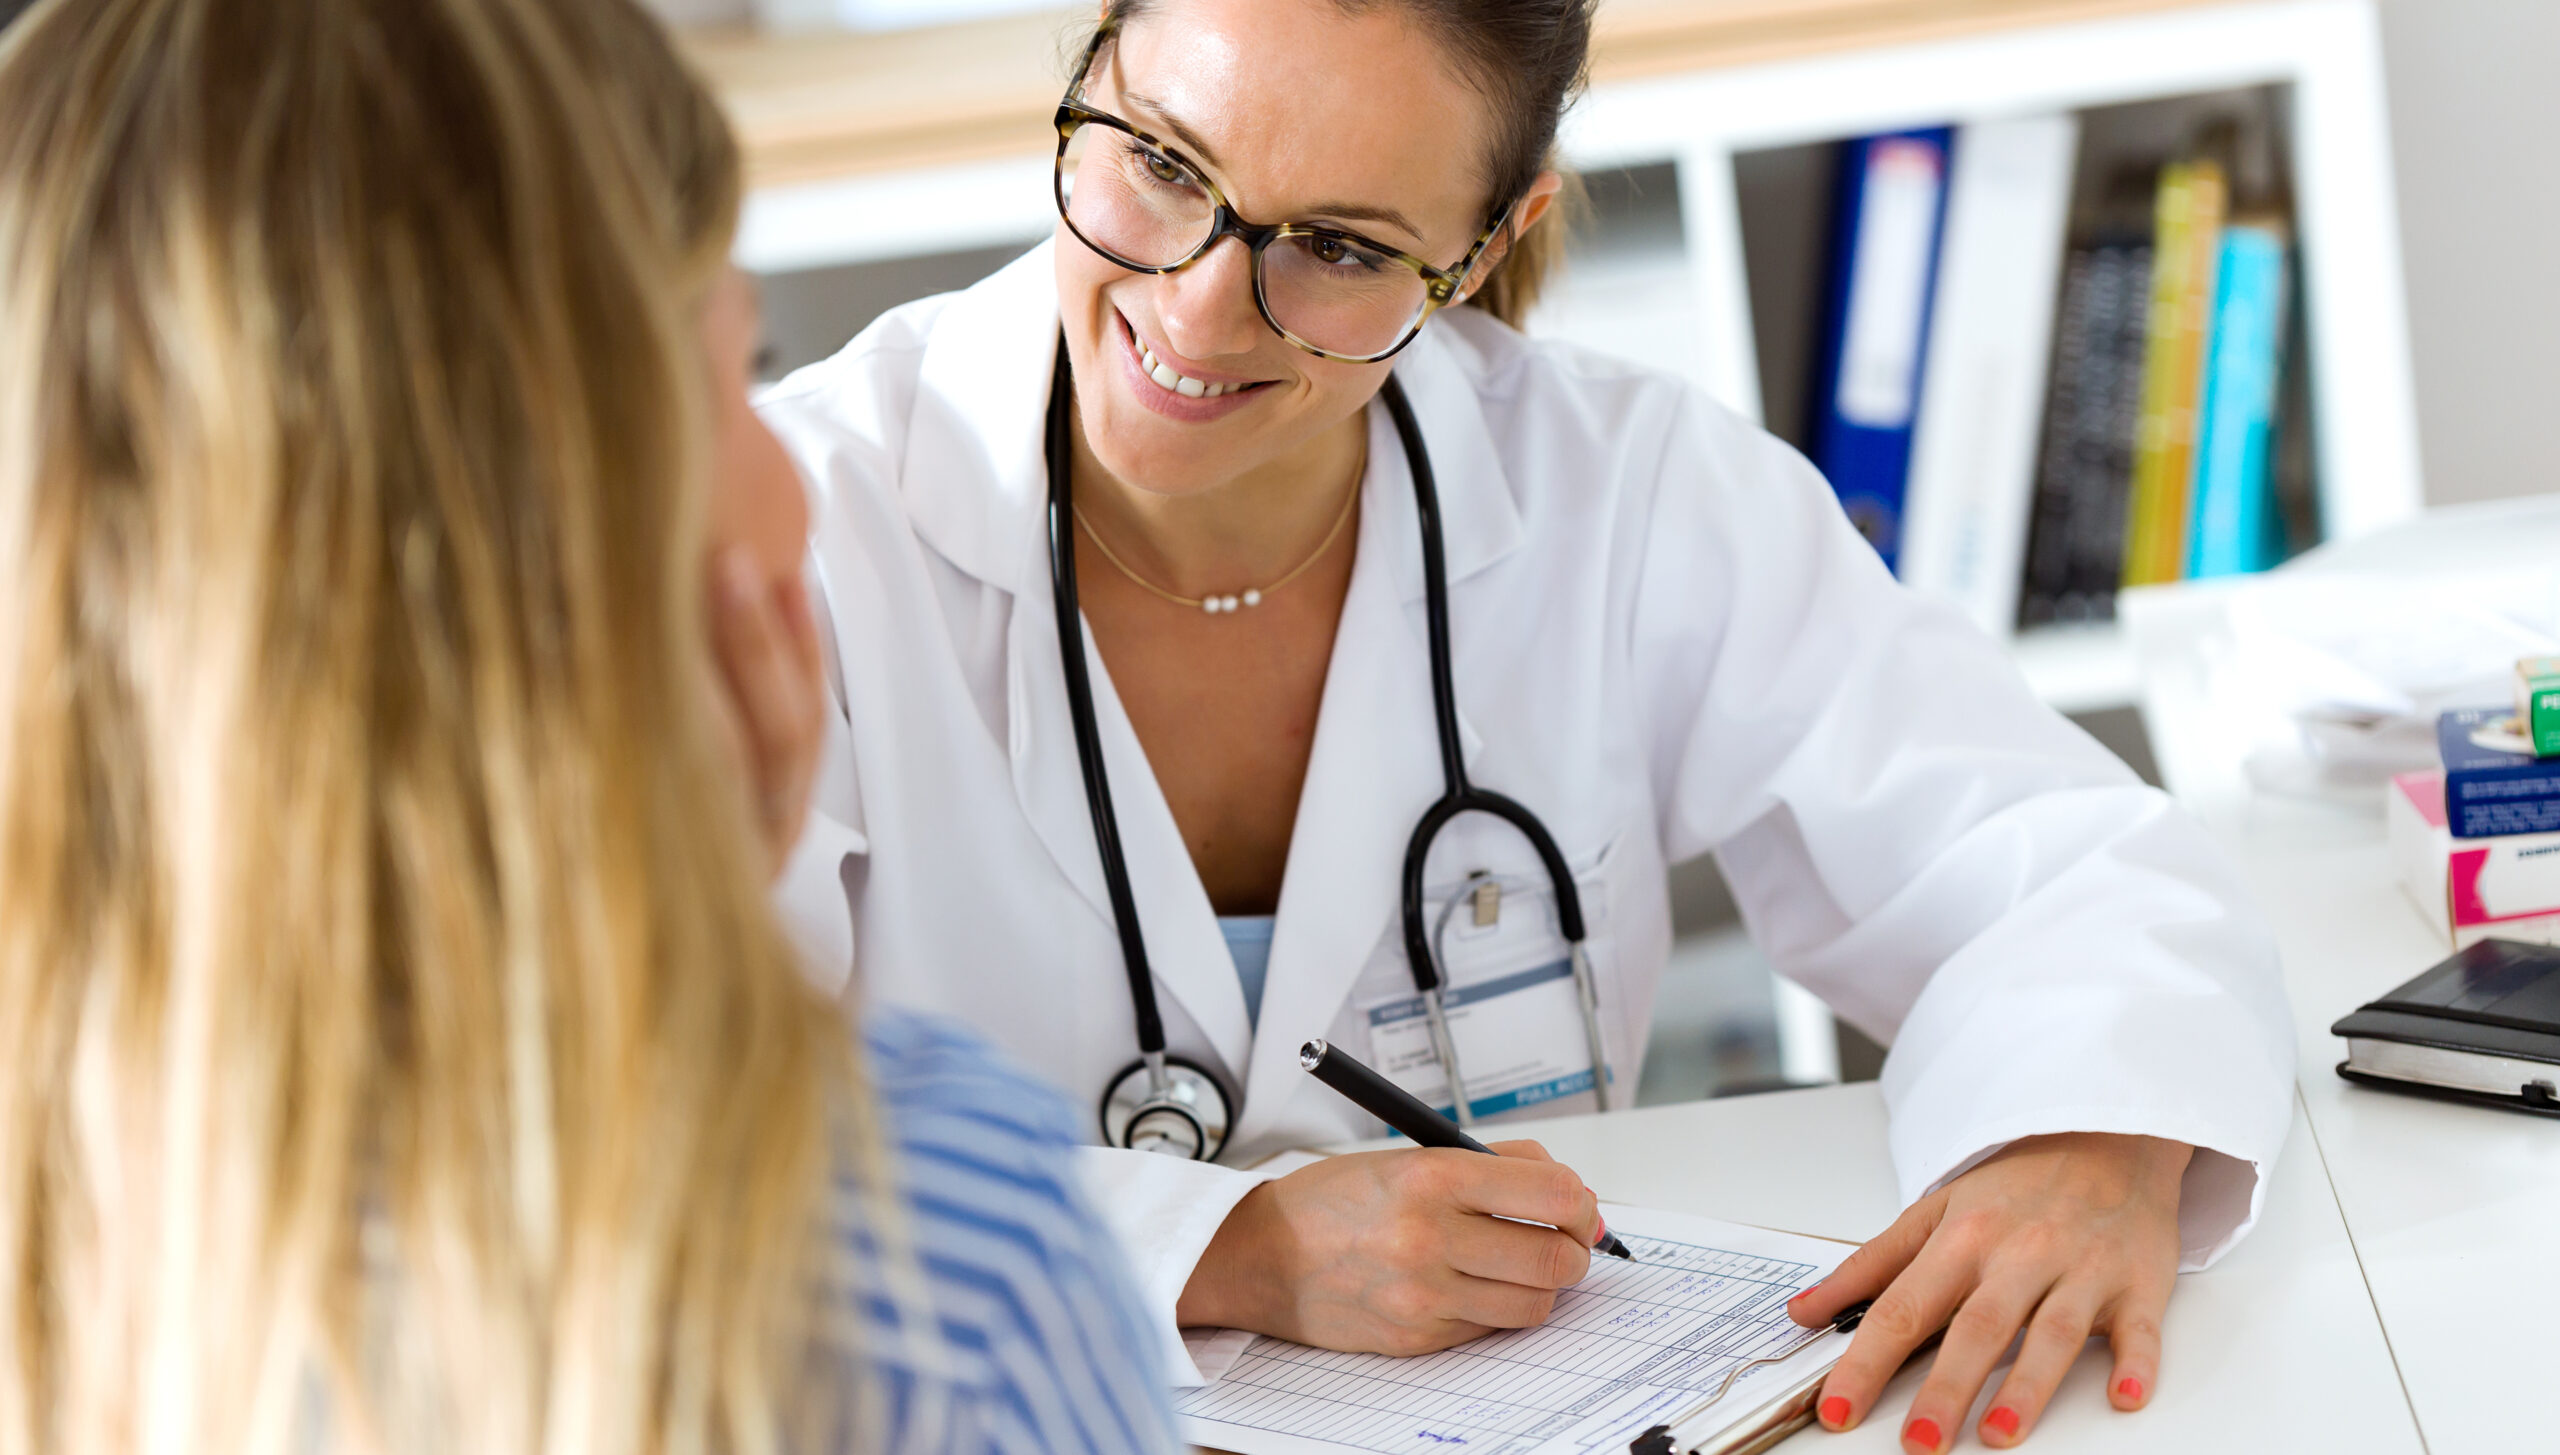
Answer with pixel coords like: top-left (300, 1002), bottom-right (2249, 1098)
top-left (1897, 113), bottom-right (2082, 636)
top-left (2187, 219), bottom-right (2292, 578)
top-left (2017, 227), bottom-right (2150, 628)
top-left (2120, 156), bottom-right (2228, 588)
top-left (1808, 127), bottom-right (1955, 573)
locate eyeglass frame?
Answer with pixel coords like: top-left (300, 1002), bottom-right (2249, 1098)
top-left (1051, 20), bottom-right (1517, 365)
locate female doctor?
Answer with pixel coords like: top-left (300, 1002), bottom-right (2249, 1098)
top-left (755, 0), bottom-right (2295, 1448)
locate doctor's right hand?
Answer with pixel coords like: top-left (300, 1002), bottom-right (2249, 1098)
top-left (1175, 1140), bottom-right (1603, 1356)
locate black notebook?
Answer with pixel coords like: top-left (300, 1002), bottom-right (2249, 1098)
top-left (2332, 939), bottom-right (2560, 1117)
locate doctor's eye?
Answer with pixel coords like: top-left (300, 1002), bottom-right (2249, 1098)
top-left (1304, 234), bottom-right (1391, 273)
top-left (1135, 144), bottom-right (1201, 194)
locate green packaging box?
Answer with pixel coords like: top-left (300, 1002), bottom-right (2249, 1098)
top-left (2517, 656), bottom-right (2560, 758)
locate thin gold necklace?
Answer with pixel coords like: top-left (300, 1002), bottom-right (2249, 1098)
top-left (1073, 472), bottom-right (1361, 615)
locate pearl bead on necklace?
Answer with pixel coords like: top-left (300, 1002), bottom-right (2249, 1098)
top-left (1072, 470), bottom-right (1360, 617)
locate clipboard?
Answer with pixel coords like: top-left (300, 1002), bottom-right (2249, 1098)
top-left (1627, 1302), bottom-right (1871, 1455)
top-left (1653, 1358), bottom-right (1833, 1455)
top-left (1179, 1207), bottom-right (1875, 1455)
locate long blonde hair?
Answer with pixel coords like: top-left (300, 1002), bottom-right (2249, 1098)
top-left (0, 2), bottom-right (852, 1452)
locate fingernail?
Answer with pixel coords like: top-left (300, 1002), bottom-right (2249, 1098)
top-left (1817, 1396), bottom-right (1851, 1429)
top-left (1789, 1283), bottom-right (1816, 1303)
top-left (1984, 1406), bottom-right (2020, 1439)
top-left (2116, 1376), bottom-right (2144, 1403)
top-left (1902, 1416), bottom-right (1942, 1451)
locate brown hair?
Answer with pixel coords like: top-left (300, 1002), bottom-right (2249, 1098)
top-left (1097, 0), bottom-right (1595, 327)
top-left (0, 1), bottom-right (878, 1452)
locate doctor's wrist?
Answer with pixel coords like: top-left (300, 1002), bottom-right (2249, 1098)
top-left (1175, 1181), bottom-right (1284, 1331)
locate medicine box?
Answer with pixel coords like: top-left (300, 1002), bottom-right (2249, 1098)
top-left (2390, 770), bottom-right (2560, 949)
top-left (2517, 656), bottom-right (2560, 758)
top-left (2439, 706), bottom-right (2560, 838)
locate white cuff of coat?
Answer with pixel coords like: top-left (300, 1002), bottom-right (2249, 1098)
top-left (1909, 1108), bottom-right (2277, 1270)
top-left (1071, 1145), bottom-right (1281, 1388)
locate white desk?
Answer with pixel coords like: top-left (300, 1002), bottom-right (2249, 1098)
top-left (1491, 1086), bottom-right (2420, 1452)
top-left (2123, 503), bottom-right (2560, 1454)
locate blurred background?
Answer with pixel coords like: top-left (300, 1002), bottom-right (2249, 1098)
top-left (623, 0), bottom-right (2552, 1101)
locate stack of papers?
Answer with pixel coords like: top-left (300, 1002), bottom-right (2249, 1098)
top-left (1176, 1207), bottom-right (1854, 1455)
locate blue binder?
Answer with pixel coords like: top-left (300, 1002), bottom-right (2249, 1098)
top-left (1809, 127), bottom-right (1955, 573)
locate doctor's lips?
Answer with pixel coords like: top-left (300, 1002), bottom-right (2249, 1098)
top-left (1114, 312), bottom-right (1273, 418)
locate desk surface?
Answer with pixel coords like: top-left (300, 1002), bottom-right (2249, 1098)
top-left (1493, 1086), bottom-right (2418, 1452)
top-left (682, 0), bottom-right (2227, 187)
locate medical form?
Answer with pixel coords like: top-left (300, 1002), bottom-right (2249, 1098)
top-left (1175, 1206), bottom-right (1857, 1455)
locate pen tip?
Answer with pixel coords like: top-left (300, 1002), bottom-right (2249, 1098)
top-left (1603, 1235), bottom-right (1635, 1261)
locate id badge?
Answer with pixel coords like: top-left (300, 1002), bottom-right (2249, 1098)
top-left (1359, 869), bottom-right (1613, 1123)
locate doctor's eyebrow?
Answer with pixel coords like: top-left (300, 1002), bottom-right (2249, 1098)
top-left (1119, 89), bottom-right (1428, 246)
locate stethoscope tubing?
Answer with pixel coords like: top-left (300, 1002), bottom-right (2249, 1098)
top-left (1046, 336), bottom-right (1610, 1139)
top-left (1046, 337), bottom-right (1170, 1061)
top-left (1378, 377), bottom-right (1591, 993)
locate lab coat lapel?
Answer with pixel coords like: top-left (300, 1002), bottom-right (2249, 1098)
top-left (908, 242), bottom-right (1255, 1083)
top-left (1233, 331), bottom-right (1522, 1143)
top-left (1004, 565), bottom-right (1255, 1086)
top-left (899, 243), bottom-right (1060, 591)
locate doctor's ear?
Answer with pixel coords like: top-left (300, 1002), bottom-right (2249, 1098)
top-left (1455, 169), bottom-right (1567, 307)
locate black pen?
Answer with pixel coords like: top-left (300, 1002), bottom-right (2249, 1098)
top-left (1300, 1038), bottom-right (1636, 1261)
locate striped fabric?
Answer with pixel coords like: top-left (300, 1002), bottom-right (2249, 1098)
top-left (820, 1011), bottom-right (1181, 1455)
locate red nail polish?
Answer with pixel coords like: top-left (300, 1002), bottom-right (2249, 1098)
top-left (1984, 1406), bottom-right (2020, 1438)
top-left (1903, 1416), bottom-right (1942, 1451)
top-left (1818, 1396), bottom-right (1851, 1428)
top-left (2116, 1376), bottom-right (2144, 1403)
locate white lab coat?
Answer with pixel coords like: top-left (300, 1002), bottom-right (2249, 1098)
top-left (761, 243), bottom-right (2296, 1384)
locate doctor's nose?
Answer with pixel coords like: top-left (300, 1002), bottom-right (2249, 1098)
top-left (1155, 235), bottom-right (1265, 363)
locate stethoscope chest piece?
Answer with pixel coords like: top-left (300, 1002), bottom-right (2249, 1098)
top-left (1100, 1054), bottom-right (1232, 1160)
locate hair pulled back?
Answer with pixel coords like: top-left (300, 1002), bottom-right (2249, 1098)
top-left (1096, 0), bottom-right (1595, 328)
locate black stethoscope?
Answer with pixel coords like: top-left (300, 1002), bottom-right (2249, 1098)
top-left (1044, 341), bottom-right (1613, 1161)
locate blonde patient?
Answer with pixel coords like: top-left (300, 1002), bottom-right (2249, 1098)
top-left (0, 1), bottom-right (1177, 1452)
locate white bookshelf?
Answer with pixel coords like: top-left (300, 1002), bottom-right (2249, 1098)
top-left (1551, 0), bottom-right (2420, 711)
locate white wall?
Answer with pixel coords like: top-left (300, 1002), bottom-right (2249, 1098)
top-left (2376, 0), bottom-right (2560, 507)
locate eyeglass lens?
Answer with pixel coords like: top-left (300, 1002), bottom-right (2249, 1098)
top-left (1058, 121), bottom-right (1433, 359)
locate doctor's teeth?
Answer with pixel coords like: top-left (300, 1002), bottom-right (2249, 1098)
top-left (1139, 343), bottom-right (1237, 399)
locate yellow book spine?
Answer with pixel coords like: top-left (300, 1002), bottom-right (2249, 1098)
top-left (2122, 164), bottom-right (2192, 588)
top-left (2153, 159), bottom-right (2226, 584)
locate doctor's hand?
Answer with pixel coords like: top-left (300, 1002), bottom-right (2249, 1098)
top-left (1176, 1141), bottom-right (1604, 1356)
top-left (706, 546), bottom-right (826, 878)
top-left (1787, 1132), bottom-right (2192, 1453)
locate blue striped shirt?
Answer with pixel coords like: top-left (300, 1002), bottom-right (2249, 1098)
top-left (822, 1012), bottom-right (1180, 1455)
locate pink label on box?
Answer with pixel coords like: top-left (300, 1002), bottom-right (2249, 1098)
top-left (2448, 840), bottom-right (2560, 925)
top-left (2393, 770), bottom-right (2448, 829)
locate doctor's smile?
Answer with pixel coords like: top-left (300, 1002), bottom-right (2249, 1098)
top-left (1114, 309), bottom-right (1273, 419)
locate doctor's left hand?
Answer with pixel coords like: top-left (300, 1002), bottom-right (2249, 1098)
top-left (706, 546), bottom-right (826, 877)
top-left (1786, 1131), bottom-right (2192, 1452)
